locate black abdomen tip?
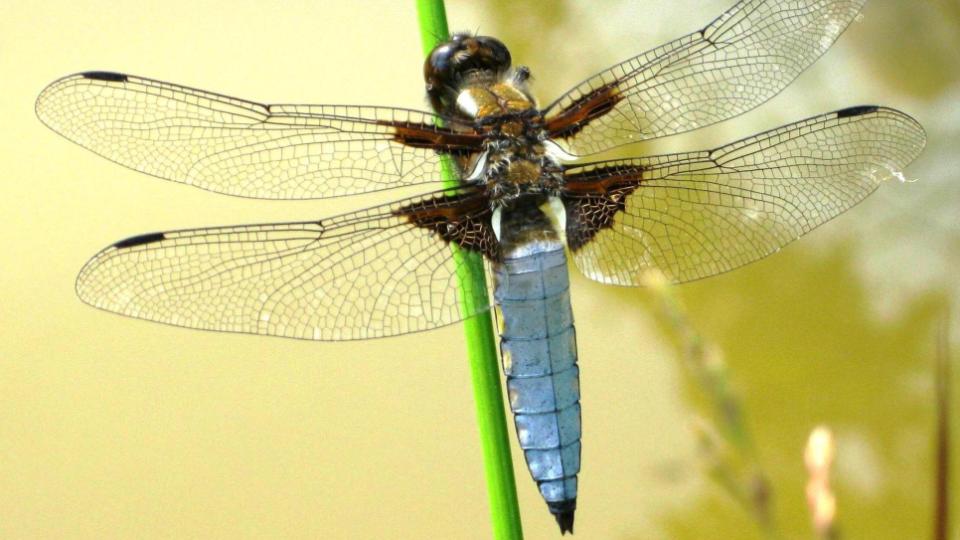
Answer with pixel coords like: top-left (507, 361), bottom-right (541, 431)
top-left (113, 232), bottom-right (165, 248)
top-left (555, 510), bottom-right (575, 534)
top-left (548, 500), bottom-right (576, 534)
top-left (82, 71), bottom-right (128, 82)
top-left (837, 105), bottom-right (879, 118)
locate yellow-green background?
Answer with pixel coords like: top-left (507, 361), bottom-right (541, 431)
top-left (2, 1), bottom-right (958, 538)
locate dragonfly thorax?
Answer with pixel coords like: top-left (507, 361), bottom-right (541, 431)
top-left (424, 34), bottom-right (561, 206)
top-left (454, 82), bottom-right (536, 119)
top-left (481, 146), bottom-right (564, 205)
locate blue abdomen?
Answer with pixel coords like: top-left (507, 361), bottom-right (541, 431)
top-left (493, 240), bottom-right (581, 525)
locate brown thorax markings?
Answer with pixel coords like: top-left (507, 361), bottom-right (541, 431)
top-left (455, 82), bottom-right (564, 206)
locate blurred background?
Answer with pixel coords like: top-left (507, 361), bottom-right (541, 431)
top-left (2, 1), bottom-right (957, 538)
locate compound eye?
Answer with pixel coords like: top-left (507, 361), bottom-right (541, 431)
top-left (425, 42), bottom-right (455, 80)
top-left (475, 36), bottom-right (511, 72)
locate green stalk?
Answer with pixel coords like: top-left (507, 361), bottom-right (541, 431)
top-left (414, 2), bottom-right (523, 539)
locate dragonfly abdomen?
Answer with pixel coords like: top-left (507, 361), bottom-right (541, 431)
top-left (493, 241), bottom-right (581, 533)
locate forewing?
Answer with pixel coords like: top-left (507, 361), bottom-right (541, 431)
top-left (562, 107), bottom-right (926, 285)
top-left (36, 72), bottom-right (483, 199)
top-left (75, 190), bottom-right (494, 340)
top-left (544, 0), bottom-right (866, 155)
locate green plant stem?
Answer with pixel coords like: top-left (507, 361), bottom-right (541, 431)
top-left (414, 2), bottom-right (523, 539)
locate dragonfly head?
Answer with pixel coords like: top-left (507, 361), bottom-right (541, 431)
top-left (425, 33), bottom-right (512, 115)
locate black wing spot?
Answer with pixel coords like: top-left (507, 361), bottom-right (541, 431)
top-left (81, 71), bottom-right (128, 82)
top-left (836, 105), bottom-right (879, 119)
top-left (113, 232), bottom-right (165, 249)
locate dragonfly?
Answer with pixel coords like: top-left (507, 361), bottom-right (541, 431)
top-left (36, 0), bottom-right (924, 534)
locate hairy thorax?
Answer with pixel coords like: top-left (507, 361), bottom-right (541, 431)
top-left (453, 81), bottom-right (564, 205)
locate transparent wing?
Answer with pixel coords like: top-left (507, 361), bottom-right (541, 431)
top-left (544, 0), bottom-right (866, 155)
top-left (36, 72), bottom-right (483, 200)
top-left (562, 106), bottom-right (926, 285)
top-left (76, 189), bottom-right (493, 340)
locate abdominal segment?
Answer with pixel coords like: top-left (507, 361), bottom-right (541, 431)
top-left (493, 243), bottom-right (581, 523)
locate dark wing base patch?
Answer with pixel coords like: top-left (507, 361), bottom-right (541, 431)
top-left (564, 192), bottom-right (630, 251)
top-left (394, 191), bottom-right (499, 261)
top-left (561, 164), bottom-right (644, 250)
top-left (543, 83), bottom-right (623, 141)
